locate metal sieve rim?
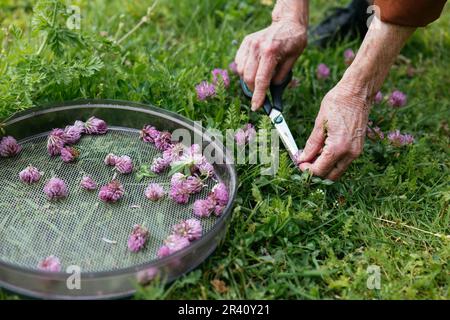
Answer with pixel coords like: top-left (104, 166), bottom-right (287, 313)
top-left (0, 99), bottom-right (238, 280)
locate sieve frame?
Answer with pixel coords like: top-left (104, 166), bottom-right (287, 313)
top-left (0, 99), bottom-right (237, 299)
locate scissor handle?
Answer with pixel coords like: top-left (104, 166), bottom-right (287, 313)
top-left (240, 78), bottom-right (253, 99)
top-left (240, 70), bottom-right (293, 115)
top-left (240, 79), bottom-right (272, 115)
top-left (270, 70), bottom-right (293, 112)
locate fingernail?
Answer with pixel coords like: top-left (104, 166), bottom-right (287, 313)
top-left (299, 163), bottom-right (309, 171)
top-left (251, 103), bottom-right (257, 112)
top-left (298, 152), bottom-right (305, 162)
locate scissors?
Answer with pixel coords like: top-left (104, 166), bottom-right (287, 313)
top-left (240, 71), bottom-right (299, 163)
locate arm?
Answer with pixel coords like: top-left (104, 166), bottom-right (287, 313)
top-left (297, 17), bottom-right (415, 180)
top-left (235, 0), bottom-right (309, 111)
top-left (342, 17), bottom-right (415, 102)
top-left (271, 0), bottom-right (309, 24)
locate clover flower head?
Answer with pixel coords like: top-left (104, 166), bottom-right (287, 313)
top-left (214, 204), bottom-right (226, 216)
top-left (163, 143), bottom-right (185, 163)
top-left (388, 90), bottom-right (407, 108)
top-left (387, 130), bottom-right (415, 147)
top-left (19, 165), bottom-right (42, 184)
top-left (99, 180), bottom-right (124, 203)
top-left (157, 245), bottom-right (171, 258)
top-left (184, 175), bottom-right (204, 194)
top-left (164, 234), bottom-right (190, 253)
top-left (367, 126), bottom-right (384, 140)
top-left (235, 123), bottom-right (256, 146)
top-left (189, 144), bottom-right (202, 155)
top-left (212, 68), bottom-right (230, 88)
top-left (154, 131), bottom-right (172, 151)
top-left (60, 146), bottom-right (79, 163)
top-left (0, 136), bottom-right (22, 157)
top-left (44, 177), bottom-right (68, 200)
top-left (193, 197), bottom-right (216, 218)
top-left (235, 129), bottom-right (247, 146)
top-left (245, 124), bottom-right (256, 141)
top-left (47, 129), bottom-right (65, 156)
top-left (145, 183), bottom-right (165, 201)
top-left (196, 159), bottom-right (214, 178)
top-left (150, 144), bottom-right (184, 174)
top-left (344, 48), bottom-right (355, 65)
top-left (37, 255), bottom-right (61, 272)
top-left (172, 218), bottom-right (202, 241)
top-left (150, 156), bottom-right (171, 173)
top-left (84, 116), bottom-right (108, 135)
top-left (115, 155), bottom-right (133, 174)
top-left (127, 224), bottom-right (149, 252)
top-left (169, 182), bottom-right (190, 204)
top-left (169, 173), bottom-right (190, 204)
top-left (196, 81), bottom-right (216, 101)
top-left (211, 182), bottom-right (229, 206)
top-left (104, 153), bottom-right (118, 166)
top-left (229, 61), bottom-right (238, 75)
top-left (140, 125), bottom-right (160, 143)
top-left (316, 63), bottom-right (330, 80)
top-left (80, 175), bottom-right (97, 190)
top-left (387, 130), bottom-right (404, 147)
top-left (63, 125), bottom-right (82, 144)
top-left (191, 183), bottom-right (229, 217)
top-left (402, 134), bottom-right (415, 145)
top-left (172, 149), bottom-right (203, 174)
top-left (136, 267), bottom-right (159, 285)
top-left (171, 172), bottom-right (186, 185)
top-left (73, 120), bottom-right (86, 133)
top-left (374, 91), bottom-right (383, 104)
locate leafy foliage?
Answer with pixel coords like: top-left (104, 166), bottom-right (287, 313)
top-left (0, 0), bottom-right (449, 299)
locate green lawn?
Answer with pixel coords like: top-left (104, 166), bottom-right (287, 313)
top-left (0, 0), bottom-right (449, 299)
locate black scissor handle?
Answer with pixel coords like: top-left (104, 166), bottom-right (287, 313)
top-left (240, 70), bottom-right (293, 115)
top-left (240, 78), bottom-right (253, 99)
top-left (270, 70), bottom-right (293, 112)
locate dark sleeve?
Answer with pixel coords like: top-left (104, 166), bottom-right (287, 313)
top-left (374, 0), bottom-right (447, 27)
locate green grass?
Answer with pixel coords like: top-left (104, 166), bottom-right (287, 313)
top-left (0, 0), bottom-right (449, 299)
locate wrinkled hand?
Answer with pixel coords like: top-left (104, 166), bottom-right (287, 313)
top-left (235, 20), bottom-right (307, 111)
top-left (297, 83), bottom-right (371, 180)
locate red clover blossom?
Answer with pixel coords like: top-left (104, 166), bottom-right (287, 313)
top-left (99, 180), bottom-right (124, 203)
top-left (316, 63), bottom-right (330, 80)
top-left (37, 255), bottom-right (61, 272)
top-left (43, 178), bottom-right (68, 200)
top-left (19, 165), bottom-right (42, 184)
top-left (0, 136), bottom-right (22, 157)
top-left (80, 175), bottom-right (97, 190)
top-left (127, 224), bottom-right (149, 252)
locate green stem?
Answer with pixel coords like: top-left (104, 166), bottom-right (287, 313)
top-left (116, 1), bottom-right (158, 45)
top-left (374, 217), bottom-right (450, 240)
top-left (36, 1), bottom-right (58, 56)
top-left (51, 1), bottom-right (58, 26)
top-left (36, 33), bottom-right (48, 55)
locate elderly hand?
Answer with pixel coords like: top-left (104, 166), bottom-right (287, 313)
top-left (297, 82), bottom-right (370, 180)
top-left (235, 17), bottom-right (307, 111)
top-left (297, 16), bottom-right (416, 180)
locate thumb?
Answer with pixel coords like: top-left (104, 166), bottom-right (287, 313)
top-left (298, 123), bottom-right (326, 163)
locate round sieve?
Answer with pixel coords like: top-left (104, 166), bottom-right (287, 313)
top-left (0, 100), bottom-right (237, 299)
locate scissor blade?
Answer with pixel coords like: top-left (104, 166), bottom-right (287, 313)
top-left (268, 109), bottom-right (299, 162)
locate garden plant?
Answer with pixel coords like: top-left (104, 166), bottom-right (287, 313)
top-left (0, 0), bottom-right (449, 300)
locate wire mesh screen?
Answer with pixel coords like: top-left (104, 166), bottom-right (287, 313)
top-left (0, 127), bottom-right (218, 273)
